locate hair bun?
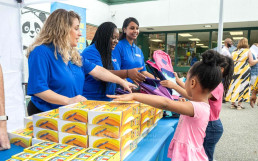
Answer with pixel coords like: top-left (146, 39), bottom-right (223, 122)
top-left (202, 50), bottom-right (220, 66)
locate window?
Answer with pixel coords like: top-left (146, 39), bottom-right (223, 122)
top-left (177, 32), bottom-right (209, 67)
top-left (148, 33), bottom-right (166, 59)
top-left (250, 30), bottom-right (258, 46)
top-left (167, 33), bottom-right (176, 66)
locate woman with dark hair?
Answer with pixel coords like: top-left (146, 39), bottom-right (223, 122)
top-left (81, 22), bottom-right (140, 101)
top-left (225, 38), bottom-right (258, 109)
top-left (113, 17), bottom-right (154, 83)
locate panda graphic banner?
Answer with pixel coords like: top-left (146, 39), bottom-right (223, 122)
top-left (21, 7), bottom-right (49, 82)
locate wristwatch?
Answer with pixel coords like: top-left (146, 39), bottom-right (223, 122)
top-left (0, 115), bottom-right (8, 121)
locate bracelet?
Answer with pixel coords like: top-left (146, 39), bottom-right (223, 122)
top-left (126, 69), bottom-right (128, 78)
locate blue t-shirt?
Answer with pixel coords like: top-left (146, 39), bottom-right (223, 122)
top-left (81, 44), bottom-right (120, 101)
top-left (112, 39), bottom-right (146, 82)
top-left (27, 44), bottom-right (96, 111)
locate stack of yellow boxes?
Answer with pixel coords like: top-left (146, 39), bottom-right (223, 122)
top-left (88, 101), bottom-right (140, 160)
top-left (33, 109), bottom-right (59, 143)
top-left (7, 141), bottom-right (120, 161)
top-left (58, 101), bottom-right (107, 148)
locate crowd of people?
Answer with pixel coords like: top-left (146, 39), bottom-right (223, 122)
top-left (0, 8), bottom-right (257, 161)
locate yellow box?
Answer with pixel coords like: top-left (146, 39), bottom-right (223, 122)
top-left (12, 152), bottom-right (34, 160)
top-left (24, 145), bottom-right (46, 154)
top-left (89, 128), bottom-right (139, 152)
top-left (140, 120), bottom-right (149, 136)
top-left (66, 146), bottom-right (85, 153)
top-left (88, 116), bottom-right (140, 139)
top-left (154, 111), bottom-right (163, 124)
top-left (57, 151), bottom-right (77, 158)
top-left (6, 159), bottom-right (28, 161)
top-left (9, 128), bottom-right (33, 148)
top-left (33, 127), bottom-right (59, 143)
top-left (91, 156), bottom-right (113, 161)
top-left (59, 101), bottom-right (108, 123)
top-left (88, 102), bottom-right (140, 126)
top-left (29, 153), bottom-right (53, 161)
top-left (99, 150), bottom-right (120, 161)
top-left (155, 108), bottom-right (163, 115)
top-left (58, 119), bottom-right (87, 135)
top-left (72, 152), bottom-right (96, 160)
top-left (42, 148), bottom-right (64, 154)
top-left (24, 116), bottom-right (33, 130)
top-left (33, 109), bottom-right (59, 131)
top-left (120, 140), bottom-right (137, 161)
top-left (140, 106), bottom-right (155, 124)
top-left (46, 156), bottom-right (72, 161)
top-left (59, 132), bottom-right (88, 148)
top-left (83, 148), bottom-right (104, 155)
top-left (51, 143), bottom-right (72, 150)
top-left (34, 141), bottom-right (57, 148)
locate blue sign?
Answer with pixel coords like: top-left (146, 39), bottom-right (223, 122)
top-left (51, 2), bottom-right (86, 53)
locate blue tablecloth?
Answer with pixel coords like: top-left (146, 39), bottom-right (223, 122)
top-left (0, 117), bottom-right (178, 161)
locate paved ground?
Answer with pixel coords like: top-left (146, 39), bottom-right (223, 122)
top-left (214, 102), bottom-right (258, 161)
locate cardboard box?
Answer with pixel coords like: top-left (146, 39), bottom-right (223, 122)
top-left (155, 108), bottom-right (163, 115)
top-left (33, 127), bottom-right (59, 143)
top-left (24, 116), bottom-right (33, 130)
top-left (89, 128), bottom-right (139, 152)
top-left (140, 106), bottom-right (155, 125)
top-left (24, 145), bottom-right (47, 154)
top-left (32, 138), bottom-right (45, 146)
top-left (12, 152), bottom-right (34, 160)
top-left (72, 152), bottom-right (96, 160)
top-left (8, 128), bottom-right (33, 148)
top-left (88, 102), bottom-right (140, 126)
top-left (59, 132), bottom-right (88, 148)
top-left (154, 111), bottom-right (163, 124)
top-left (46, 156), bottom-right (72, 161)
top-left (33, 109), bottom-right (59, 131)
top-left (120, 140), bottom-right (137, 161)
top-left (88, 116), bottom-right (140, 138)
top-left (58, 119), bottom-right (87, 135)
top-left (29, 153), bottom-right (53, 161)
top-left (34, 141), bottom-right (57, 148)
top-left (59, 101), bottom-right (108, 123)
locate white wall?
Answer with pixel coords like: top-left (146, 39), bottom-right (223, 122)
top-left (29, 0), bottom-right (110, 26)
top-left (110, 0), bottom-right (258, 28)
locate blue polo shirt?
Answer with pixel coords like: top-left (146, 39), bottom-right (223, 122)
top-left (27, 44), bottom-right (96, 111)
top-left (81, 44), bottom-right (120, 101)
top-left (112, 38), bottom-right (146, 82)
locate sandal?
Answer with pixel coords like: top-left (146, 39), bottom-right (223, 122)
top-left (237, 105), bottom-right (245, 110)
top-left (230, 104), bottom-right (237, 109)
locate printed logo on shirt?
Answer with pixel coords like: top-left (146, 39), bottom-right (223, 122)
top-left (135, 54), bottom-right (141, 57)
top-left (112, 59), bottom-right (117, 62)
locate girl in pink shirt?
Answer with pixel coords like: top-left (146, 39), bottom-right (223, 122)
top-left (108, 50), bottom-right (223, 161)
top-left (161, 55), bottom-right (234, 161)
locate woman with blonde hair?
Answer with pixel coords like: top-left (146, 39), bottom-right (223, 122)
top-left (26, 9), bottom-right (135, 115)
top-left (225, 38), bottom-right (258, 109)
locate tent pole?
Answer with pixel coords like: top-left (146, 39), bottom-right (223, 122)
top-left (217, 0), bottom-right (224, 54)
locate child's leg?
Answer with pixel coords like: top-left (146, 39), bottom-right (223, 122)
top-left (203, 120), bottom-right (223, 161)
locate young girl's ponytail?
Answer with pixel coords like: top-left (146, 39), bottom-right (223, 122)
top-left (189, 50), bottom-right (222, 91)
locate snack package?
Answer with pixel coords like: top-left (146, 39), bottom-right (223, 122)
top-left (88, 116), bottom-right (140, 139)
top-left (33, 109), bottom-right (59, 131)
top-left (120, 140), bottom-right (137, 161)
top-left (29, 153), bottom-right (52, 161)
top-left (66, 146), bottom-right (85, 153)
top-left (59, 101), bottom-right (108, 123)
top-left (12, 152), bottom-right (34, 160)
top-left (31, 138), bottom-right (45, 146)
top-left (8, 128), bottom-right (33, 148)
top-left (24, 116), bottom-right (33, 130)
top-left (154, 108), bottom-right (163, 115)
top-left (58, 119), bottom-right (87, 135)
top-left (140, 106), bottom-right (155, 125)
top-left (46, 156), bottom-right (72, 161)
top-left (154, 111), bottom-right (163, 124)
top-left (33, 127), bottom-right (59, 143)
top-left (59, 132), bottom-right (88, 148)
top-left (72, 152), bottom-right (95, 160)
top-left (34, 141), bottom-right (57, 148)
top-left (24, 145), bottom-right (46, 154)
top-left (88, 102), bottom-right (140, 126)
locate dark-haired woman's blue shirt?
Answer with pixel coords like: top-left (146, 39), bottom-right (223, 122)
top-left (81, 44), bottom-right (120, 101)
top-left (112, 38), bottom-right (146, 82)
top-left (27, 44), bottom-right (96, 111)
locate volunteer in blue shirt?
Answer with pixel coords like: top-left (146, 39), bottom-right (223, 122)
top-left (113, 17), bottom-right (154, 83)
top-left (27, 9), bottom-right (135, 116)
top-left (81, 22), bottom-right (141, 101)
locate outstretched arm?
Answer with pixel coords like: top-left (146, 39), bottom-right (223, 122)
top-left (108, 93), bottom-right (194, 117)
top-left (89, 66), bottom-right (137, 92)
top-left (0, 64), bottom-right (10, 150)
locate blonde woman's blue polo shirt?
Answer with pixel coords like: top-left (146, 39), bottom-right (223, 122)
top-left (27, 44), bottom-right (96, 111)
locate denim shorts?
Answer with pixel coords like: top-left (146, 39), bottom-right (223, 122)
top-left (203, 119), bottom-right (223, 161)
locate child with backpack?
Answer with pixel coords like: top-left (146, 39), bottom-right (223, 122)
top-left (108, 50), bottom-right (223, 160)
top-left (160, 52), bottom-right (234, 161)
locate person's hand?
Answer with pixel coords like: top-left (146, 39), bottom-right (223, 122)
top-left (160, 80), bottom-right (177, 89)
top-left (173, 72), bottom-right (179, 79)
top-left (128, 67), bottom-right (146, 83)
top-left (178, 97), bottom-right (186, 102)
top-left (0, 121), bottom-right (10, 151)
top-left (107, 94), bottom-right (134, 101)
top-left (250, 90), bottom-right (257, 108)
top-left (67, 95), bottom-right (87, 105)
top-left (120, 80), bottom-right (137, 93)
